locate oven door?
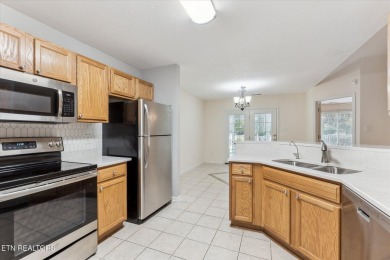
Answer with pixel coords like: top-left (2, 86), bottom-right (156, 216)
top-left (0, 171), bottom-right (97, 260)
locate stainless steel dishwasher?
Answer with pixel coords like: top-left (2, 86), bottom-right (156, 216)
top-left (342, 186), bottom-right (390, 260)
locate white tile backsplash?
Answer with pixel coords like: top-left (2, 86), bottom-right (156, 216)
top-left (0, 122), bottom-right (102, 153)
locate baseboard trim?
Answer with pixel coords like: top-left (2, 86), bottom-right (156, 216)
top-left (180, 162), bottom-right (204, 175)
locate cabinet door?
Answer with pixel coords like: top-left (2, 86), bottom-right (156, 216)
top-left (136, 79), bottom-right (154, 100)
top-left (109, 68), bottom-right (136, 99)
top-left (77, 55), bottom-right (109, 122)
top-left (98, 176), bottom-right (127, 238)
top-left (35, 39), bottom-right (76, 84)
top-left (292, 192), bottom-right (340, 260)
top-left (231, 175), bottom-right (253, 223)
top-left (262, 180), bottom-right (290, 243)
top-left (0, 23), bottom-right (33, 73)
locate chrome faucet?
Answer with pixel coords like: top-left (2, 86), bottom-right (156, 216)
top-left (320, 140), bottom-right (329, 163)
top-left (290, 141), bottom-right (300, 159)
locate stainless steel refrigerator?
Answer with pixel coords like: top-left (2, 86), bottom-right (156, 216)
top-left (102, 99), bottom-right (172, 223)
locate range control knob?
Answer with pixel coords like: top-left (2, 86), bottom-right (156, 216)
top-left (56, 141), bottom-right (61, 147)
top-left (48, 142), bottom-right (54, 147)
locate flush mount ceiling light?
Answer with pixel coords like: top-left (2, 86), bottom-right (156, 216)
top-left (234, 86), bottom-right (252, 111)
top-left (180, 0), bottom-right (216, 24)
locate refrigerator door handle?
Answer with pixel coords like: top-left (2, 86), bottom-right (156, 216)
top-left (144, 104), bottom-right (151, 168)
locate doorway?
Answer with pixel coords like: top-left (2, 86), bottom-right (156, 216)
top-left (227, 108), bottom-right (278, 158)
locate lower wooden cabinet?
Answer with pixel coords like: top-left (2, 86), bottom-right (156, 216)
top-left (231, 175), bottom-right (253, 223)
top-left (229, 162), bottom-right (341, 260)
top-left (97, 163), bottom-right (127, 240)
top-left (262, 180), bottom-right (290, 243)
top-left (292, 191), bottom-right (340, 260)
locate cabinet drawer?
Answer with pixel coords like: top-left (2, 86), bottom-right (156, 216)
top-left (231, 163), bottom-right (252, 176)
top-left (98, 163), bottom-right (127, 183)
top-left (263, 166), bottom-right (340, 203)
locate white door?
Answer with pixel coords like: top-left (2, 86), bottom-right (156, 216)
top-left (249, 109), bottom-right (277, 141)
top-left (227, 112), bottom-right (248, 158)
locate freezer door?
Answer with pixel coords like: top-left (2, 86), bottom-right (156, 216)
top-left (138, 135), bottom-right (172, 220)
top-left (138, 99), bottom-right (171, 136)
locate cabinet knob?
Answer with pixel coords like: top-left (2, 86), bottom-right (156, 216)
top-left (78, 114), bottom-right (82, 118)
top-left (113, 171), bottom-right (117, 176)
top-left (240, 166), bottom-right (244, 173)
top-left (284, 190), bottom-right (288, 196)
top-left (99, 186), bottom-right (104, 192)
top-left (36, 69), bottom-right (41, 74)
top-left (248, 179), bottom-right (251, 184)
top-left (19, 65), bottom-right (25, 70)
top-left (295, 194), bottom-right (300, 200)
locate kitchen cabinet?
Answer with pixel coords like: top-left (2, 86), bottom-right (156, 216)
top-left (77, 55), bottom-right (109, 122)
top-left (292, 191), bottom-right (340, 260)
top-left (97, 163), bottom-right (127, 240)
top-left (0, 23), bottom-right (33, 73)
top-left (136, 78), bottom-right (154, 100)
top-left (230, 162), bottom-right (341, 260)
top-left (262, 180), bottom-right (290, 243)
top-left (34, 39), bottom-right (76, 84)
top-left (109, 68), bottom-right (137, 99)
top-left (231, 175), bottom-right (253, 223)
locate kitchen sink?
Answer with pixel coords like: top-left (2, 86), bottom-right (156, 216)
top-left (273, 159), bottom-right (360, 174)
top-left (272, 159), bottom-right (319, 168)
top-left (312, 166), bottom-right (361, 174)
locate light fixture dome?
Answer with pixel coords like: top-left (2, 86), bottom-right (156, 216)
top-left (180, 0), bottom-right (216, 24)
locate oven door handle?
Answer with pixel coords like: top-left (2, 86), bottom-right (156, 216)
top-left (0, 170), bottom-right (97, 202)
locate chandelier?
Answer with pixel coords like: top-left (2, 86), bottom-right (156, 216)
top-left (234, 86), bottom-right (251, 111)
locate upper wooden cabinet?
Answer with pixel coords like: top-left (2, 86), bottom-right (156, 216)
top-left (77, 55), bottom-right (109, 122)
top-left (0, 23), bottom-right (33, 73)
top-left (292, 191), bottom-right (340, 260)
top-left (109, 68), bottom-right (136, 99)
top-left (262, 180), bottom-right (291, 243)
top-left (136, 79), bottom-right (154, 100)
top-left (34, 39), bottom-right (76, 84)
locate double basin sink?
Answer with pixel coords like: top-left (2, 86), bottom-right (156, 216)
top-left (272, 159), bottom-right (360, 174)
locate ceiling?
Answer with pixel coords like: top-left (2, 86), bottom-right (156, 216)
top-left (2, 0), bottom-right (390, 100)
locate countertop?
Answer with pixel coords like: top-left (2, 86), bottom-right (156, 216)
top-left (229, 156), bottom-right (390, 217)
top-left (62, 150), bottom-right (131, 168)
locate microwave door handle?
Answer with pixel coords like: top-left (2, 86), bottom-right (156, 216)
top-left (57, 89), bottom-right (63, 117)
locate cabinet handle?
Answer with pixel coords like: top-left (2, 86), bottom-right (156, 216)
top-left (19, 65), bottom-right (25, 70)
top-left (240, 166), bottom-right (244, 174)
top-left (113, 171), bottom-right (117, 176)
top-left (78, 114), bottom-right (82, 118)
top-left (36, 69), bottom-right (41, 74)
top-left (284, 190), bottom-right (288, 196)
top-left (99, 186), bottom-right (104, 192)
top-left (295, 194), bottom-right (300, 200)
top-left (248, 179), bottom-right (252, 184)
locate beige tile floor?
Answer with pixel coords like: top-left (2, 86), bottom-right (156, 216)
top-left (90, 163), bottom-right (298, 260)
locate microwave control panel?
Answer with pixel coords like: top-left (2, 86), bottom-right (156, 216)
top-left (62, 91), bottom-right (75, 117)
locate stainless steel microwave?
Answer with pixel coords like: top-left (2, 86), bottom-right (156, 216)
top-left (0, 67), bottom-right (77, 123)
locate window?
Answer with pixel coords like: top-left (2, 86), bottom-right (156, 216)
top-left (316, 96), bottom-right (354, 146)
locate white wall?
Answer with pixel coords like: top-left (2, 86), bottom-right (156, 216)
top-left (141, 65), bottom-right (181, 197)
top-left (0, 3), bottom-right (141, 77)
top-left (180, 90), bottom-right (204, 174)
top-left (203, 93), bottom-right (307, 164)
top-left (360, 55), bottom-right (390, 145)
